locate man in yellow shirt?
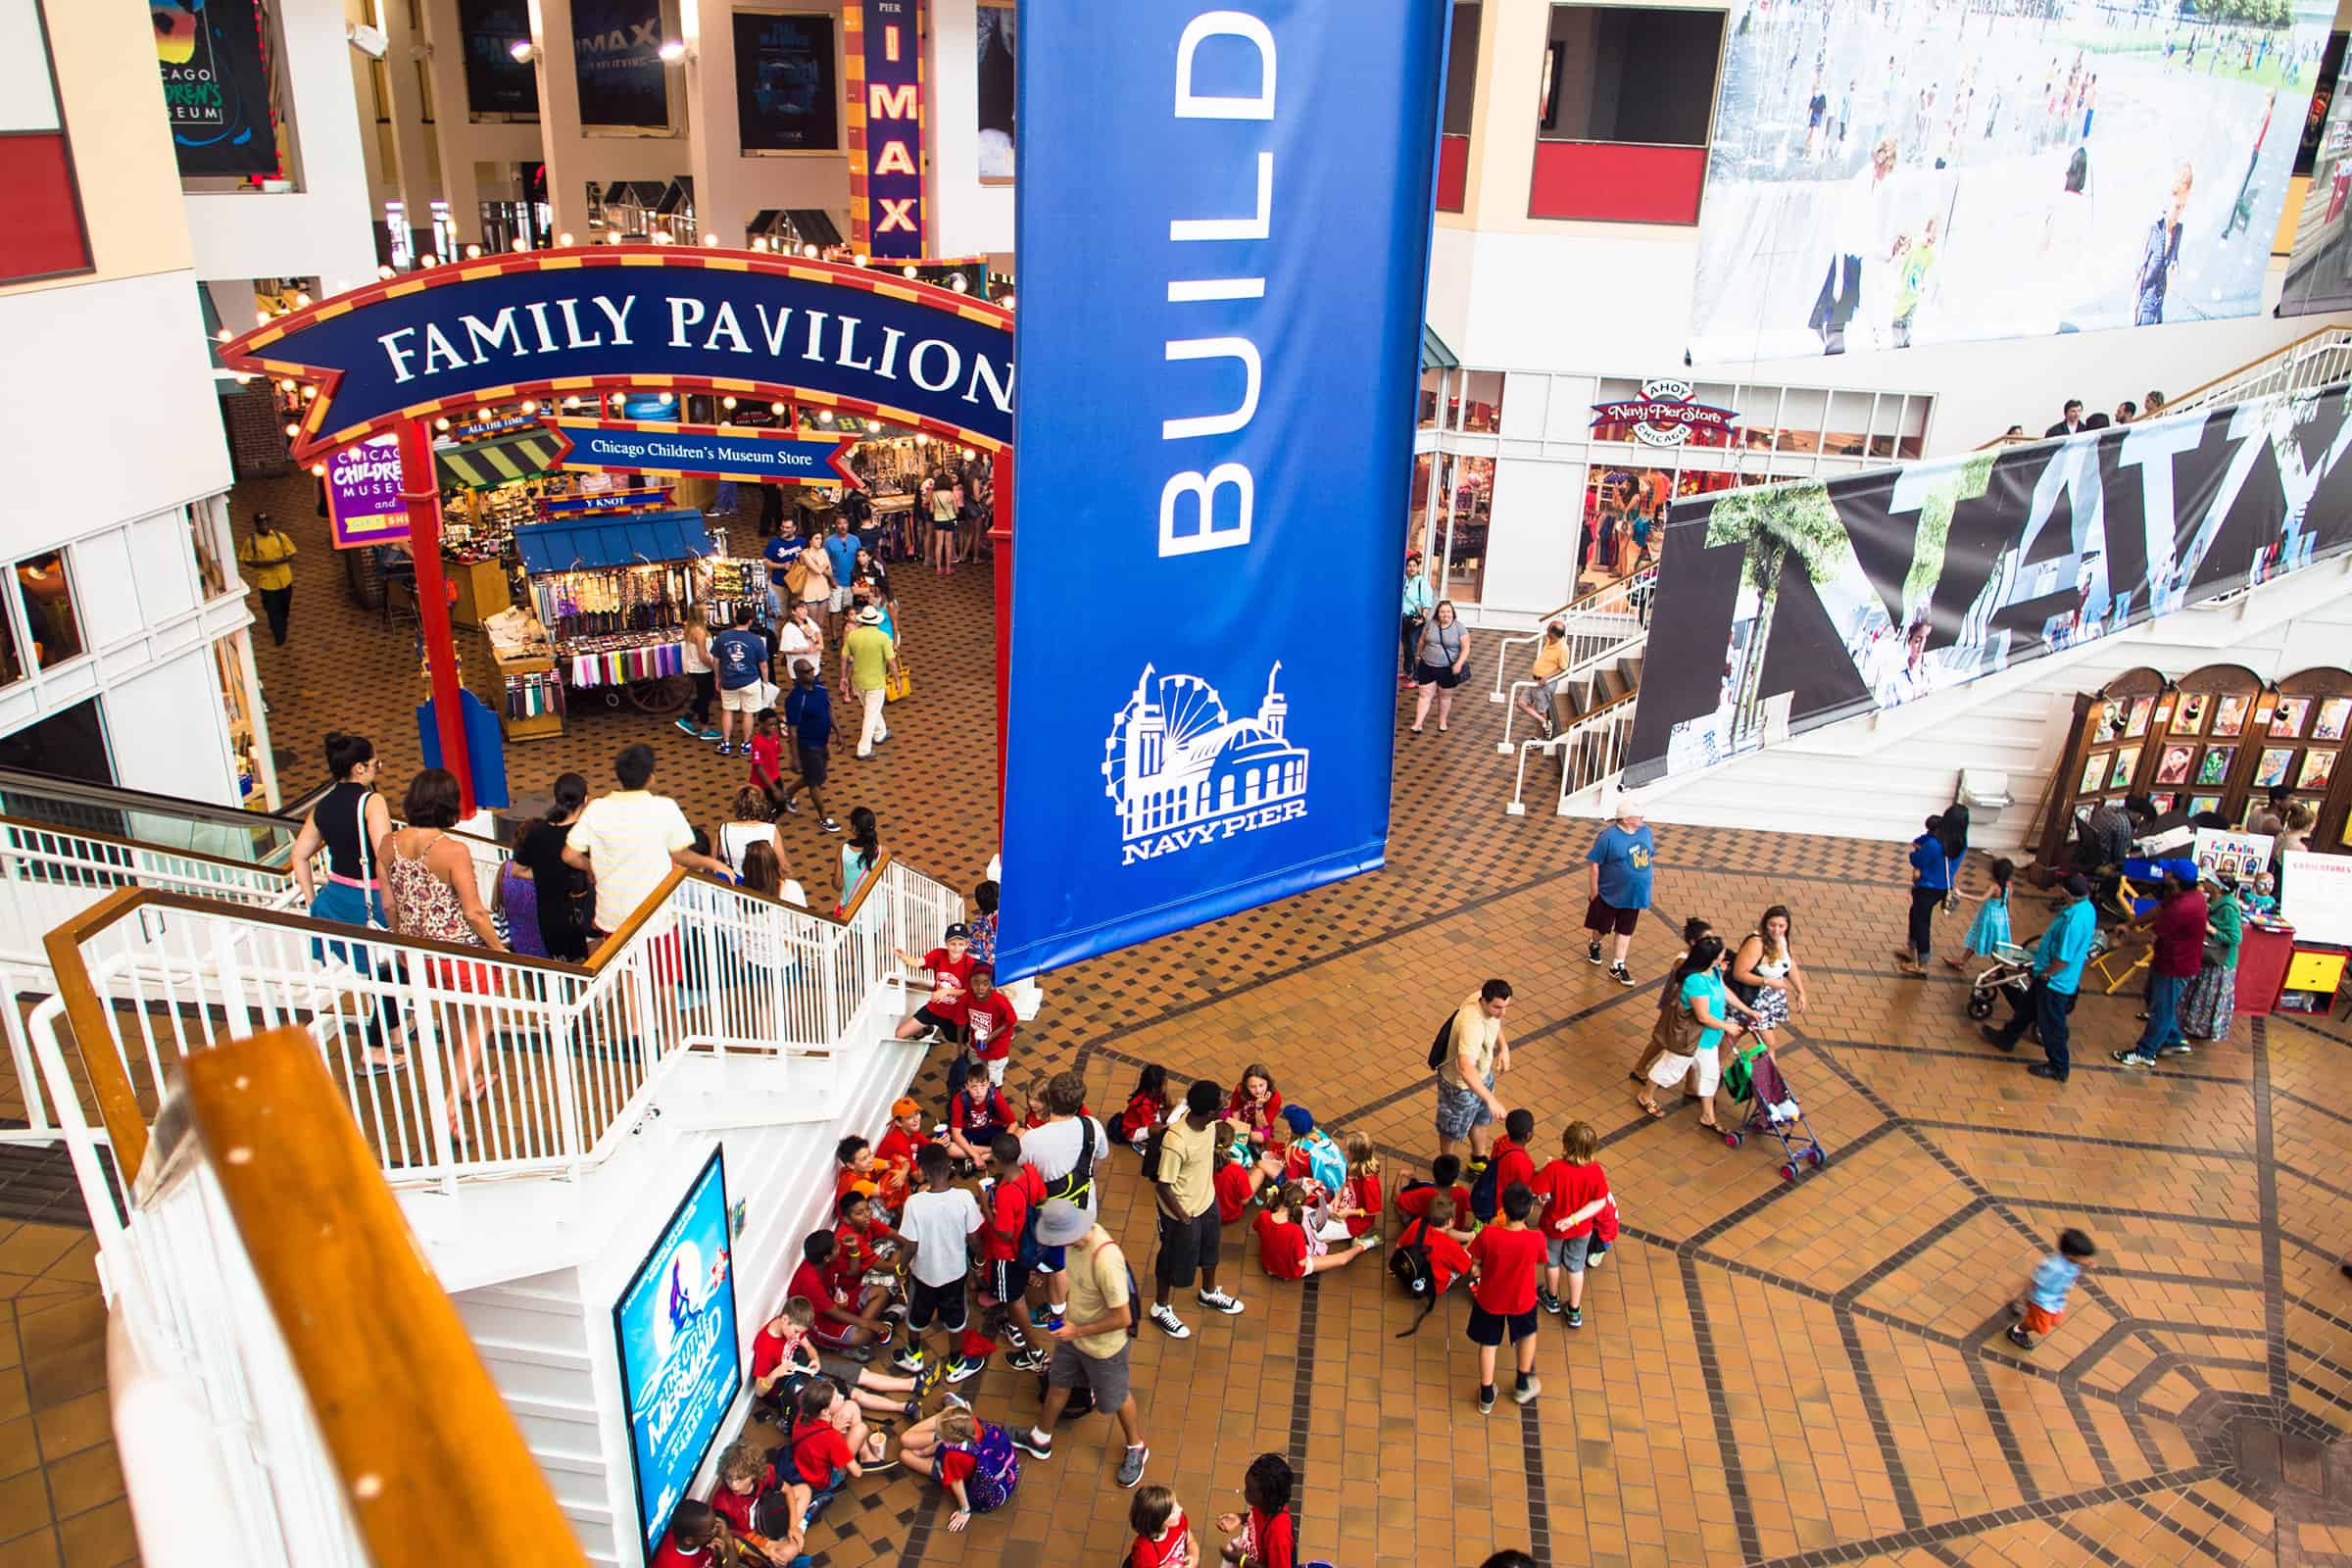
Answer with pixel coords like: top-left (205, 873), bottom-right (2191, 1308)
top-left (237, 512), bottom-right (298, 645)
top-left (842, 606), bottom-right (902, 760)
top-left (1512, 620), bottom-right (1570, 737)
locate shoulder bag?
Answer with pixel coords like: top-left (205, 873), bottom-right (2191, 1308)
top-left (354, 790), bottom-right (390, 931)
top-left (1664, 987), bottom-right (1708, 1057)
top-left (1941, 855), bottom-right (1962, 914)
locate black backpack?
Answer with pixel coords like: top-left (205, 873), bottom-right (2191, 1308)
top-left (1424, 1013), bottom-right (1456, 1070)
top-left (1468, 1160), bottom-right (1500, 1223)
top-left (1389, 1218), bottom-right (1444, 1337)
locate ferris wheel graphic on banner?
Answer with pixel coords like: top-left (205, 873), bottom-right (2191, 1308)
top-left (1102, 664), bottom-right (1310, 860)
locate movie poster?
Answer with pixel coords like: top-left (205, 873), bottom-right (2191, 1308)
top-left (1689, 0), bottom-right (2329, 362)
top-left (976, 3), bottom-right (1014, 182)
top-left (153, 0), bottom-right (279, 177)
top-left (1625, 388), bottom-right (2352, 787)
top-left (2279, 43), bottom-right (2352, 316)
top-left (734, 11), bottom-right (837, 151)
top-left (457, 0), bottom-right (538, 118)
top-left (573, 0), bottom-right (667, 129)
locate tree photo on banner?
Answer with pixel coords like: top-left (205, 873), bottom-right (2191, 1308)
top-left (572, 0), bottom-right (668, 129)
top-left (457, 0), bottom-right (539, 118)
top-left (732, 11), bottom-right (839, 152)
top-left (1688, 0), bottom-right (2328, 362)
top-left (152, 0), bottom-right (279, 177)
top-left (2278, 40), bottom-right (2352, 316)
top-left (1624, 391), bottom-right (2352, 787)
top-left (976, 3), bottom-right (1014, 182)
top-left (997, 0), bottom-right (1449, 979)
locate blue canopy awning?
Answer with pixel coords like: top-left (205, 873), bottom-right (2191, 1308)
top-left (514, 510), bottom-right (710, 575)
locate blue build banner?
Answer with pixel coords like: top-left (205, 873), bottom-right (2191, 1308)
top-left (613, 1148), bottom-right (739, 1560)
top-left (996, 0), bottom-right (1447, 979)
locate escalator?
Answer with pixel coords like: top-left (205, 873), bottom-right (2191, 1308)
top-left (0, 766), bottom-right (313, 872)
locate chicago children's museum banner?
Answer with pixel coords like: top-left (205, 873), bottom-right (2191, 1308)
top-left (996, 0), bottom-right (1449, 978)
top-left (1625, 387), bottom-right (2352, 787)
top-left (1688, 0), bottom-right (2328, 362)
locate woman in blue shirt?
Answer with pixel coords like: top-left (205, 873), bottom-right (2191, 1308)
top-left (1894, 811), bottom-right (1961, 976)
top-left (1639, 936), bottom-right (1762, 1129)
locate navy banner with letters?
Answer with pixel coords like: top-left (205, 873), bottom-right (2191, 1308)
top-left (219, 253), bottom-right (1013, 460)
top-left (995, 0), bottom-right (1448, 979)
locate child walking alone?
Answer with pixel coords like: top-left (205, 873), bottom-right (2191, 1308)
top-left (2009, 1228), bottom-right (2095, 1349)
top-left (1947, 857), bottom-right (2015, 971)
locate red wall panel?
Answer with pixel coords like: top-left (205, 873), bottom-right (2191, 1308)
top-left (1436, 134), bottom-right (1470, 213)
top-left (1528, 141), bottom-right (1708, 225)
top-left (0, 134), bottom-right (90, 281)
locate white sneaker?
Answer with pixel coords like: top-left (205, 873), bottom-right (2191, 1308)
top-left (1150, 1303), bottom-right (1191, 1338)
top-left (1354, 1233), bottom-right (1384, 1250)
top-left (1196, 1289), bottom-right (1244, 1315)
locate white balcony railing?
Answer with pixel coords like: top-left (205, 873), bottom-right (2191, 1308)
top-left (1506, 691), bottom-right (1642, 817)
top-left (1487, 565), bottom-right (1655, 710)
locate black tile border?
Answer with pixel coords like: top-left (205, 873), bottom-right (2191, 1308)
top-left (1681, 1250), bottom-right (1763, 1561)
top-left (1516, 1398), bottom-right (1553, 1568)
top-left (1288, 1276), bottom-right (1317, 1550)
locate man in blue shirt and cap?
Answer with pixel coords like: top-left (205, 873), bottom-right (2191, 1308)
top-left (1981, 873), bottom-right (2097, 1082)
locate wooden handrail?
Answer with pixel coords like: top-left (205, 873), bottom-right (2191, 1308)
top-left (837, 850), bottom-right (898, 923)
top-left (171, 1029), bottom-right (587, 1568)
top-left (42, 888), bottom-right (156, 1181)
top-left (0, 811), bottom-right (301, 882)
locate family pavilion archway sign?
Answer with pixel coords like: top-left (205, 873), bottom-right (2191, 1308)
top-left (220, 247), bottom-right (1017, 811)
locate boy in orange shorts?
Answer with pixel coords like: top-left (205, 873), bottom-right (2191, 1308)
top-left (2008, 1228), bottom-right (2094, 1349)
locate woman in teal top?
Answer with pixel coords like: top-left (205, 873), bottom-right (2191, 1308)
top-left (1639, 936), bottom-right (1762, 1129)
top-left (2180, 872), bottom-right (2244, 1044)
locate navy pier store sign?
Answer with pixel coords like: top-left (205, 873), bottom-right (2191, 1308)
top-left (549, 418), bottom-right (863, 485)
top-left (219, 248), bottom-right (1016, 462)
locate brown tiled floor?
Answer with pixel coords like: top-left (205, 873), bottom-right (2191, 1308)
top-left (18, 466), bottom-right (2352, 1566)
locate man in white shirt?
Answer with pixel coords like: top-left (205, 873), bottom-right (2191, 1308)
top-left (562, 744), bottom-right (731, 940)
top-left (1019, 1070), bottom-right (1108, 1317)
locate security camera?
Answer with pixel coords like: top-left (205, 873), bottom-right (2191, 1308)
top-left (347, 22), bottom-right (387, 59)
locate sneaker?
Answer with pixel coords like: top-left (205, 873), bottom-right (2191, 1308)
top-left (1028, 1305), bottom-right (1056, 1328)
top-left (1587, 1244), bottom-right (1608, 1268)
top-left (820, 816), bottom-right (843, 834)
top-left (673, 717), bottom-right (700, 736)
top-left (946, 1355), bottom-right (985, 1385)
top-left (1353, 1233), bottom-right (1383, 1250)
top-left (1465, 1157), bottom-right (1491, 1178)
top-left (1979, 1024), bottom-right (2017, 1054)
top-left (942, 1391), bottom-right (973, 1413)
top-left (1513, 1377), bottom-right (1543, 1405)
top-left (1478, 1387), bottom-right (1496, 1415)
top-left (1538, 1289), bottom-right (1562, 1316)
top-left (1567, 1306), bottom-right (1584, 1329)
top-left (1587, 940), bottom-right (1603, 965)
top-left (716, 742), bottom-right (735, 757)
top-left (2157, 1043), bottom-right (2194, 1057)
top-left (1608, 964), bottom-right (1635, 988)
top-left (2005, 1324), bottom-right (2034, 1349)
top-left (1116, 1446), bottom-right (1150, 1489)
top-left (781, 795), bottom-right (802, 815)
top-left (2026, 1063), bottom-right (2069, 1082)
top-left (1006, 1348), bottom-right (1048, 1373)
top-left (2111, 1051), bottom-right (2154, 1070)
top-left (916, 1359), bottom-right (947, 1396)
top-left (891, 1347), bottom-right (924, 1373)
top-left (1012, 1430), bottom-right (1054, 1459)
top-left (859, 1455), bottom-right (900, 1475)
top-left (1150, 1303), bottom-right (1192, 1338)
top-left (1196, 1289), bottom-right (1245, 1315)
top-left (699, 728), bottom-right (721, 742)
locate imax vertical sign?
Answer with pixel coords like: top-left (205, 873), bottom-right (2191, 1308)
top-left (848, 0), bottom-right (928, 260)
top-left (997, 0), bottom-right (1447, 978)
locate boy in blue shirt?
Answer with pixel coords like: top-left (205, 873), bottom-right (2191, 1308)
top-left (1980, 873), bottom-right (2097, 1082)
top-left (779, 664), bottom-right (842, 834)
top-left (2008, 1228), bottom-right (2095, 1349)
top-left (1584, 799), bottom-right (1654, 987)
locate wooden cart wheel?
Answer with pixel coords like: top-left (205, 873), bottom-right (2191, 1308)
top-left (625, 675), bottom-right (693, 715)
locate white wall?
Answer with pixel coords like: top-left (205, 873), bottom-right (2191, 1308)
top-left (1431, 226), bottom-right (2352, 456)
top-left (0, 272), bottom-right (229, 556)
top-left (103, 653), bottom-right (237, 806)
top-left (1630, 554), bottom-right (2352, 851)
top-left (183, 0), bottom-right (378, 291)
top-left (928, 0), bottom-right (1010, 257)
top-left (1480, 455), bottom-right (1584, 616)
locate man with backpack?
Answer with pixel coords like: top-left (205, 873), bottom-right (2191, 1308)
top-left (1020, 1070), bottom-right (1108, 1321)
top-left (1433, 979), bottom-right (1515, 1167)
top-left (1014, 1200), bottom-right (1151, 1490)
top-left (1146, 1080), bottom-right (1246, 1339)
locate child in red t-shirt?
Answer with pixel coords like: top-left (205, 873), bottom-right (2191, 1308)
top-left (893, 924), bottom-right (977, 1042)
top-left (833, 1190), bottom-right (910, 1295)
top-left (749, 710), bottom-right (788, 808)
top-left (1214, 1453), bottom-right (1296, 1568)
top-left (1109, 1063), bottom-right (1172, 1152)
top-left (873, 1097), bottom-right (934, 1211)
top-left (1394, 1154), bottom-right (1476, 1243)
top-left (1489, 1108), bottom-right (1538, 1200)
top-left (898, 1403), bottom-right (1020, 1532)
top-left (1130, 1483), bottom-right (1200, 1568)
top-left (751, 1298), bottom-right (923, 1423)
top-left (945, 1078), bottom-right (1015, 1170)
top-left (1530, 1119), bottom-right (1612, 1329)
top-left (1402, 1192), bottom-right (1475, 1298)
top-left (651, 1498), bottom-right (723, 1567)
top-left (956, 966), bottom-right (1019, 1090)
top-left (1336, 1132), bottom-right (1384, 1239)
top-left (709, 1437), bottom-right (782, 1537)
top-left (1225, 1065), bottom-right (1284, 1150)
top-left (787, 1377), bottom-right (890, 1525)
top-left (965, 1134), bottom-right (1047, 1371)
top-left (1252, 1182), bottom-right (1377, 1281)
top-left (788, 1232), bottom-right (892, 1352)
top-left (1464, 1182), bottom-right (1547, 1413)
top-left (1213, 1120), bottom-right (1279, 1224)
top-left (834, 1135), bottom-right (888, 1219)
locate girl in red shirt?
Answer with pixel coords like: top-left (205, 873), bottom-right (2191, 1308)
top-left (1110, 1062), bottom-right (1171, 1152)
top-left (1337, 1133), bottom-right (1384, 1239)
top-left (1226, 1064), bottom-right (1283, 1149)
top-left (1215, 1452), bottom-right (1296, 1568)
top-left (1252, 1183), bottom-right (1377, 1280)
top-left (898, 1403), bottom-right (1021, 1532)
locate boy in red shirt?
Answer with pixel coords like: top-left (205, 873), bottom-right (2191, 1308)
top-left (893, 923), bottom-right (977, 1044)
top-left (788, 1231), bottom-right (893, 1352)
top-left (1214, 1452), bottom-right (1295, 1568)
top-left (873, 1097), bottom-right (932, 1210)
top-left (972, 1132), bottom-right (1048, 1372)
top-left (1251, 1182), bottom-right (1378, 1281)
top-left (1402, 1191), bottom-right (1475, 1298)
top-left (787, 1377), bottom-right (891, 1526)
top-left (832, 1190), bottom-right (910, 1296)
top-left (945, 1076), bottom-right (1015, 1171)
top-left (1489, 1108), bottom-right (1538, 1200)
top-left (751, 1297), bottom-right (923, 1421)
top-left (1530, 1119), bottom-right (1613, 1328)
top-left (957, 965), bottom-right (1019, 1089)
top-left (1394, 1154), bottom-right (1476, 1243)
top-left (749, 710), bottom-right (788, 810)
top-left (834, 1135), bottom-right (887, 1216)
top-left (652, 1499), bottom-right (723, 1567)
top-left (1464, 1182), bottom-right (1547, 1413)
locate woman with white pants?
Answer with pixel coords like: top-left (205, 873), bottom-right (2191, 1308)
top-left (1638, 936), bottom-right (1761, 1132)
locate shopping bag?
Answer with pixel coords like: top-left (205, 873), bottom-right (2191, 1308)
top-left (885, 657), bottom-right (912, 703)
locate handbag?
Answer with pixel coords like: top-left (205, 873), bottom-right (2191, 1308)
top-left (1664, 995), bottom-right (1708, 1057)
top-left (1941, 857), bottom-right (1961, 914)
top-left (354, 790), bottom-right (390, 931)
top-left (783, 559), bottom-right (809, 597)
top-left (885, 656), bottom-right (912, 702)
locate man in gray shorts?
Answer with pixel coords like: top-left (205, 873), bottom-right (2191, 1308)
top-left (1011, 1200), bottom-right (1150, 1489)
top-left (1436, 978), bottom-right (1514, 1164)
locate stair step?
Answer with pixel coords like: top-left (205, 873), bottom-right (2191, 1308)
top-left (1597, 666), bottom-right (1629, 705)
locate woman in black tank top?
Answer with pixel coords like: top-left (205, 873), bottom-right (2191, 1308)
top-left (288, 733), bottom-right (402, 1069)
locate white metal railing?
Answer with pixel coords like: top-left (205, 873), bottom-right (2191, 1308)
top-left (2165, 327), bottom-right (2352, 418)
top-left (1487, 565), bottom-right (1656, 707)
top-left (1506, 691), bottom-right (1641, 817)
top-left (36, 857), bottom-right (961, 1197)
top-left (1495, 629), bottom-right (1649, 756)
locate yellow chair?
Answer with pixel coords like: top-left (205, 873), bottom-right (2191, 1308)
top-left (2086, 874), bottom-right (2152, 995)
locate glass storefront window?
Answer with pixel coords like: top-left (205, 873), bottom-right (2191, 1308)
top-left (0, 598), bottom-right (19, 689)
top-left (1419, 368), bottom-right (1446, 430)
top-left (189, 504), bottom-right (229, 598)
top-left (1407, 452), bottom-right (1438, 560)
top-left (1456, 371), bottom-right (1504, 433)
top-left (15, 553), bottom-right (82, 669)
top-left (1435, 455), bottom-right (1494, 602)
